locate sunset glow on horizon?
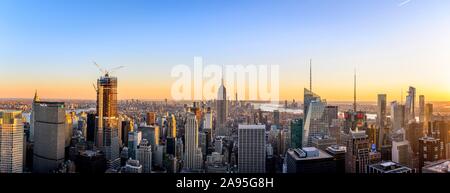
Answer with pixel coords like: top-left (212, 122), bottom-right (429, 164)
top-left (1, 0), bottom-right (449, 102)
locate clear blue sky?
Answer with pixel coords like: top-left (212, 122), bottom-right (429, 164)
top-left (0, 0), bottom-right (449, 101)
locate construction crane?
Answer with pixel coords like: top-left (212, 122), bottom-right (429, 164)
top-left (92, 61), bottom-right (124, 77)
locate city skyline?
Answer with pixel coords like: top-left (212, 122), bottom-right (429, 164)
top-left (1, 0), bottom-right (449, 101)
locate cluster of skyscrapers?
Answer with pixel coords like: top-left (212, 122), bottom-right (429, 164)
top-left (0, 63), bottom-right (449, 174)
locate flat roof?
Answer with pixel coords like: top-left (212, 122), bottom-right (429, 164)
top-left (423, 160), bottom-right (450, 173)
top-left (287, 148), bottom-right (333, 161)
top-left (238, 125), bottom-right (266, 130)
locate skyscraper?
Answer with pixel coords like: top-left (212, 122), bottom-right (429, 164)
top-left (424, 103), bottom-right (433, 135)
top-left (95, 73), bottom-right (118, 148)
top-left (136, 139), bottom-right (152, 173)
top-left (345, 130), bottom-right (370, 173)
top-left (419, 136), bottom-right (441, 172)
top-left (33, 101), bottom-right (66, 173)
top-left (303, 88), bottom-right (321, 121)
top-left (146, 112), bottom-right (156, 126)
top-left (303, 99), bottom-right (327, 146)
top-left (29, 90), bottom-right (40, 142)
top-left (167, 113), bottom-right (177, 138)
top-left (290, 119), bottom-right (303, 149)
top-left (127, 131), bottom-right (142, 159)
top-left (391, 101), bottom-right (405, 132)
top-left (184, 113), bottom-right (203, 170)
top-left (95, 73), bottom-right (120, 169)
top-left (0, 110), bottom-right (24, 173)
top-left (377, 94), bottom-right (387, 129)
top-left (405, 86), bottom-right (416, 122)
top-left (419, 95), bottom-right (425, 123)
top-left (273, 110), bottom-right (280, 128)
top-left (238, 125), bottom-right (266, 173)
top-left (216, 77), bottom-right (228, 137)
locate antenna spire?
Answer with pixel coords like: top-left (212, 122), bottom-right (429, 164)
top-left (221, 64), bottom-right (224, 85)
top-left (354, 68), bottom-right (357, 112)
top-left (309, 59), bottom-right (312, 92)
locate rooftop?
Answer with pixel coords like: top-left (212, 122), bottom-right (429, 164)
top-left (287, 147), bottom-right (333, 161)
top-left (369, 161), bottom-right (412, 173)
top-left (423, 160), bottom-right (450, 173)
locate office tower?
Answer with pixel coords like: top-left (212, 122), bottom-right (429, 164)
top-left (75, 150), bottom-right (106, 174)
top-left (326, 145), bottom-right (347, 173)
top-left (86, 113), bottom-right (96, 142)
top-left (419, 136), bottom-right (441, 172)
top-left (77, 119), bottom-right (87, 139)
top-left (167, 114), bottom-right (176, 138)
top-left (422, 160), bottom-right (450, 173)
top-left (435, 121), bottom-right (449, 159)
top-left (136, 139), bottom-right (152, 173)
top-left (238, 125), bottom-right (266, 173)
top-left (391, 101), bottom-right (405, 132)
top-left (345, 130), bottom-right (370, 173)
top-left (0, 111), bottom-right (24, 173)
top-left (303, 99), bottom-right (328, 146)
top-left (33, 101), bottom-right (66, 173)
top-left (203, 112), bottom-right (213, 130)
top-left (391, 129), bottom-right (412, 167)
top-left (122, 159), bottom-right (142, 173)
top-left (273, 110), bottom-right (280, 128)
top-left (406, 122), bottom-right (422, 155)
top-left (419, 95), bottom-right (425, 123)
top-left (368, 161), bottom-right (412, 173)
top-left (120, 120), bottom-right (133, 146)
top-left (290, 119), bottom-right (303, 149)
top-left (377, 94), bottom-right (387, 128)
top-left (127, 131), bottom-right (142, 159)
top-left (280, 129), bottom-right (290, 155)
top-left (103, 126), bottom-right (120, 169)
top-left (184, 113), bottom-right (203, 170)
top-left (285, 147), bottom-right (336, 173)
top-left (137, 126), bottom-right (159, 148)
top-left (95, 73), bottom-right (118, 148)
top-left (166, 137), bottom-right (176, 155)
top-left (424, 103), bottom-right (433, 134)
top-left (146, 112), bottom-right (156, 126)
top-left (199, 131), bottom-right (208, 157)
top-left (65, 113), bottom-right (74, 148)
top-left (153, 145), bottom-right (164, 168)
top-left (216, 77), bottom-right (228, 137)
top-left (405, 86), bottom-right (416, 122)
top-left (392, 140), bottom-right (411, 166)
top-left (324, 106), bottom-right (338, 128)
top-left (303, 88), bottom-right (321, 120)
top-left (29, 90), bottom-right (40, 142)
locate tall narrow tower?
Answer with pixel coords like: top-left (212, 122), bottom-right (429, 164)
top-left (216, 66), bottom-right (228, 137)
top-left (353, 69), bottom-right (357, 112)
top-left (309, 59), bottom-right (312, 92)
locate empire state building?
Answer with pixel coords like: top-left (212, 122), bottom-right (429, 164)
top-left (216, 78), bottom-right (228, 136)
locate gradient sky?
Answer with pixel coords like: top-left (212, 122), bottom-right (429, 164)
top-left (0, 0), bottom-right (449, 101)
